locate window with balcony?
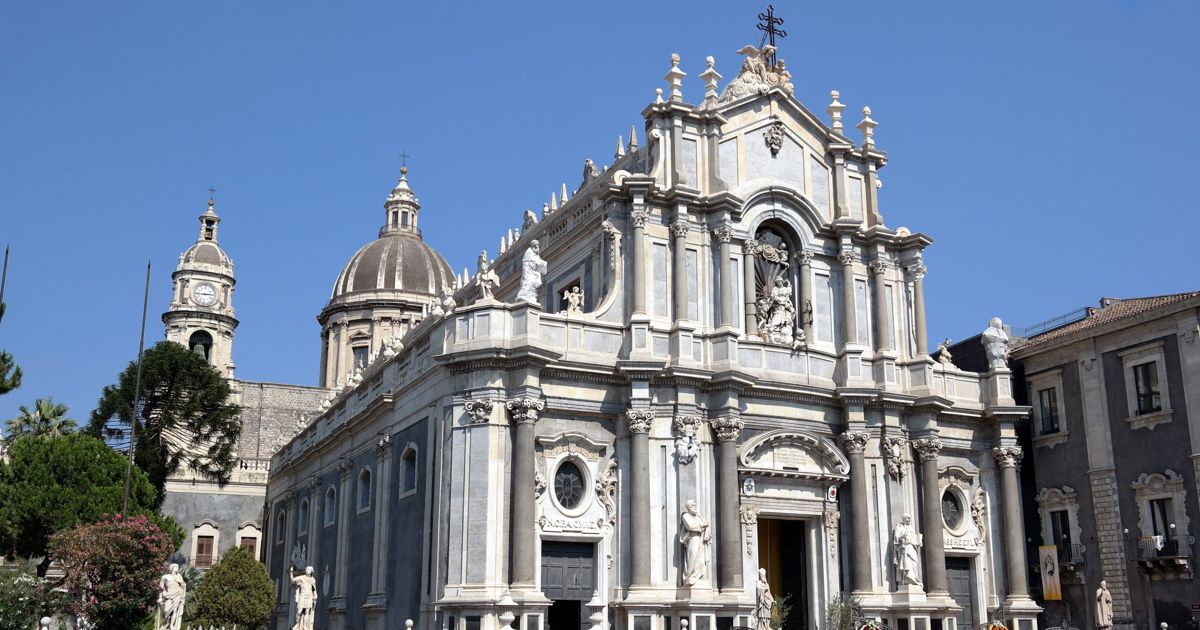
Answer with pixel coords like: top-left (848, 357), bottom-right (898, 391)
top-left (1131, 469), bottom-right (1192, 564)
top-left (1036, 487), bottom-right (1084, 567)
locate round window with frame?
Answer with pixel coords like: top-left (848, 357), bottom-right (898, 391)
top-left (942, 488), bottom-right (965, 531)
top-left (552, 460), bottom-right (588, 512)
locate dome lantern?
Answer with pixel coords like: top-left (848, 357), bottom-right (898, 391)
top-left (381, 166), bottom-right (421, 238)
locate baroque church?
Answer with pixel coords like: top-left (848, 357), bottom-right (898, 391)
top-left (256, 42), bottom-right (1042, 630)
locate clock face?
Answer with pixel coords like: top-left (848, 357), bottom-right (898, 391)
top-left (192, 283), bottom-right (217, 306)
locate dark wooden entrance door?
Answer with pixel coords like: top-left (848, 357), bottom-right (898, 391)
top-left (758, 519), bottom-right (809, 630)
top-left (945, 557), bottom-right (973, 630)
top-left (542, 541), bottom-right (595, 630)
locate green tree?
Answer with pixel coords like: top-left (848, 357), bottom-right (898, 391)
top-left (189, 545), bottom-right (276, 629)
top-left (0, 433), bottom-right (156, 576)
top-left (0, 302), bottom-right (20, 396)
top-left (87, 341), bottom-right (241, 502)
top-left (5, 397), bottom-right (76, 440)
top-left (50, 514), bottom-right (174, 630)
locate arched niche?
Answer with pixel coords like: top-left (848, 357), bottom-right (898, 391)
top-left (738, 429), bottom-right (850, 481)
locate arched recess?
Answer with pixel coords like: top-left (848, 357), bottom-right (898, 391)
top-left (188, 330), bottom-right (213, 363)
top-left (738, 185), bottom-right (825, 245)
top-left (738, 429), bottom-right (850, 481)
top-left (738, 190), bottom-right (823, 344)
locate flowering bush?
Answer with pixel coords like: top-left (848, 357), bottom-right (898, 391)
top-left (0, 568), bottom-right (62, 630)
top-left (49, 513), bottom-right (174, 630)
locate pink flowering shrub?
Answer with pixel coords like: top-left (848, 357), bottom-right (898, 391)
top-left (49, 513), bottom-right (173, 629)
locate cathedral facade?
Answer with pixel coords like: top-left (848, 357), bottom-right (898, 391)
top-left (264, 45), bottom-right (1039, 630)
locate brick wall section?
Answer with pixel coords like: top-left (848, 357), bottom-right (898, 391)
top-left (232, 380), bottom-right (332, 460)
top-left (1088, 469), bottom-right (1133, 629)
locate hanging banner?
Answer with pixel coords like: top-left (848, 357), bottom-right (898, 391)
top-left (1039, 545), bottom-right (1062, 600)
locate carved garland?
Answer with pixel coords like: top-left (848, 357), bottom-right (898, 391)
top-left (596, 459), bottom-right (619, 528)
top-left (740, 505), bottom-right (759, 555)
top-left (764, 121), bottom-right (785, 156)
top-left (882, 436), bottom-right (908, 480)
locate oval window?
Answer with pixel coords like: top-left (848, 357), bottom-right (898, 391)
top-left (553, 461), bottom-right (586, 509)
top-left (942, 490), bottom-right (963, 529)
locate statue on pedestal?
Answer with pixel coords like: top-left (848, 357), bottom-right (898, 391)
top-left (156, 563), bottom-right (186, 630)
top-left (892, 514), bottom-right (923, 586)
top-left (1096, 580), bottom-right (1113, 630)
top-left (290, 565), bottom-right (318, 630)
top-left (679, 500), bottom-right (711, 585)
top-left (755, 276), bottom-right (796, 346)
top-left (516, 240), bottom-right (547, 304)
top-left (563, 286), bottom-right (584, 314)
top-left (981, 318), bottom-right (1010, 369)
top-left (476, 251), bottom-right (500, 300)
top-left (755, 567), bottom-right (774, 630)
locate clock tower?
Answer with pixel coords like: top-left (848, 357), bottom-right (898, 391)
top-left (162, 196), bottom-right (238, 378)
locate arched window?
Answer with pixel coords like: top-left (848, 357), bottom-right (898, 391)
top-left (189, 330), bottom-right (214, 363)
top-left (275, 508), bottom-right (286, 544)
top-left (298, 499), bottom-right (310, 535)
top-left (324, 486), bottom-right (337, 526)
top-left (357, 468), bottom-right (372, 513)
top-left (400, 447), bottom-right (418, 496)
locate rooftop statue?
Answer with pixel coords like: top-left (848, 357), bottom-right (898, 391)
top-left (475, 251), bottom-right (500, 301)
top-left (516, 240), bottom-right (547, 304)
top-left (981, 317), bottom-right (1010, 370)
top-left (719, 44), bottom-right (795, 103)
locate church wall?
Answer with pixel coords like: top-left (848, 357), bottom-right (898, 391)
top-left (234, 380), bottom-right (331, 459)
top-left (385, 419), bottom-right (430, 622)
top-left (160, 486), bottom-right (264, 564)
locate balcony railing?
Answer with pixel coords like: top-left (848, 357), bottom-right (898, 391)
top-left (1136, 535), bottom-right (1195, 560)
top-left (1057, 543), bottom-right (1086, 566)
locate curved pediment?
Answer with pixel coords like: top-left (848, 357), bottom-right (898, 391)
top-left (739, 429), bottom-right (849, 480)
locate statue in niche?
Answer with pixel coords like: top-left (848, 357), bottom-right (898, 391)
top-left (155, 563), bottom-right (186, 630)
top-left (755, 567), bottom-right (774, 630)
top-left (476, 251), bottom-right (500, 300)
top-left (981, 317), bottom-right (1010, 369)
top-left (756, 275), bottom-right (797, 346)
top-left (516, 240), bottom-right (547, 304)
top-left (290, 565), bottom-right (318, 630)
top-left (1096, 580), bottom-right (1113, 630)
top-left (563, 286), bottom-right (584, 314)
top-left (679, 500), bottom-right (711, 586)
top-left (892, 514), bottom-right (922, 586)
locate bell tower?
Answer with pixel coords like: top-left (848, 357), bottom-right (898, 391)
top-left (162, 195), bottom-right (239, 378)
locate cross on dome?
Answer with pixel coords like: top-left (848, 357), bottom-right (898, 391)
top-left (382, 165), bottom-right (421, 237)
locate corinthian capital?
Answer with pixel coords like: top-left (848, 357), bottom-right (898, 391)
top-left (711, 416), bottom-right (744, 442)
top-left (907, 262), bottom-right (928, 280)
top-left (464, 398), bottom-right (495, 424)
top-left (840, 430), bottom-right (870, 454)
top-left (506, 397), bottom-right (545, 425)
top-left (796, 249), bottom-right (814, 266)
top-left (626, 409), bottom-right (655, 434)
top-left (912, 436), bottom-right (943, 461)
top-left (630, 208), bottom-right (649, 228)
top-left (670, 219), bottom-right (691, 238)
top-left (992, 445), bottom-right (1023, 468)
top-left (868, 258), bottom-right (890, 275)
top-left (712, 226), bottom-right (734, 243)
top-left (838, 249), bottom-right (856, 266)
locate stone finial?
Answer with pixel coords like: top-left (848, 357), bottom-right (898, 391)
top-left (560, 183), bottom-right (569, 204)
top-left (550, 191), bottom-right (559, 211)
top-left (628, 125), bottom-right (639, 151)
top-left (615, 135), bottom-right (626, 159)
top-left (700, 55), bottom-right (722, 106)
top-left (664, 53), bottom-right (686, 102)
top-left (827, 90), bottom-right (845, 132)
top-left (857, 106), bottom-right (877, 148)
top-left (655, 88), bottom-right (665, 104)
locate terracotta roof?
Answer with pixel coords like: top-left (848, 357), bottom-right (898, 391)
top-left (1019, 291), bottom-right (1200, 349)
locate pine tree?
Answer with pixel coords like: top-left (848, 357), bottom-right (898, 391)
top-left (189, 545), bottom-right (276, 629)
top-left (0, 302), bottom-right (21, 396)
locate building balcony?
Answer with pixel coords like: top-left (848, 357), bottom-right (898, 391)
top-left (1057, 543), bottom-right (1086, 569)
top-left (1135, 535), bottom-right (1194, 580)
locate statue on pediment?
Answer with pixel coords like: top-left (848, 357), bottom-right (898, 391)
top-left (720, 45), bottom-right (796, 103)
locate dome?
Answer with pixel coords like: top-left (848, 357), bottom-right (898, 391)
top-left (330, 231), bottom-right (453, 301)
top-left (182, 241), bottom-right (231, 267)
top-left (176, 198), bottom-right (233, 272)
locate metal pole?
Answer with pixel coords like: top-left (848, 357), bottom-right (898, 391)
top-left (123, 260), bottom-right (151, 513)
top-left (0, 245), bottom-right (9, 305)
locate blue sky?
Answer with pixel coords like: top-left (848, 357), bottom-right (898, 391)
top-left (2, 1), bottom-right (1197, 427)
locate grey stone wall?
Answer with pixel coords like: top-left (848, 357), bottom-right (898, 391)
top-left (234, 380), bottom-right (331, 459)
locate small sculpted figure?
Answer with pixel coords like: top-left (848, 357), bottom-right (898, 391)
top-left (516, 240), bottom-right (548, 304)
top-left (679, 500), bottom-right (712, 585)
top-left (156, 563), bottom-right (186, 630)
top-left (291, 565), bottom-right (318, 630)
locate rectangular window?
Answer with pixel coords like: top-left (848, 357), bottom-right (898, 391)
top-left (1038, 388), bottom-right (1060, 434)
top-left (1049, 510), bottom-right (1071, 548)
top-left (353, 347), bottom-right (369, 371)
top-left (1133, 362), bottom-right (1161, 414)
top-left (240, 536), bottom-right (258, 560)
top-left (196, 535), bottom-right (215, 568)
top-left (1149, 498), bottom-right (1174, 538)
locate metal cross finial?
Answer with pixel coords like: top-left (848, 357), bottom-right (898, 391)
top-left (398, 151), bottom-right (410, 168)
top-left (207, 187), bottom-right (216, 202)
top-left (756, 5), bottom-right (787, 66)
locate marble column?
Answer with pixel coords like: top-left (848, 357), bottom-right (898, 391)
top-left (994, 445), bottom-right (1028, 598)
top-left (306, 478), bottom-right (322, 570)
top-left (282, 492), bottom-right (298, 605)
top-left (742, 240), bottom-right (758, 335)
top-left (507, 397), bottom-right (545, 588)
top-left (631, 209), bottom-right (648, 315)
top-left (332, 459), bottom-right (353, 602)
top-left (626, 408), bottom-right (654, 587)
top-left (370, 435), bottom-right (393, 597)
top-left (909, 262), bottom-right (929, 356)
top-left (712, 416), bottom-right (745, 591)
top-left (839, 249), bottom-right (858, 346)
top-left (841, 431), bottom-right (872, 593)
top-left (913, 437), bottom-right (947, 594)
top-left (671, 218), bottom-right (690, 323)
top-left (869, 259), bottom-right (892, 351)
top-left (798, 250), bottom-right (814, 343)
top-left (714, 227), bottom-right (734, 328)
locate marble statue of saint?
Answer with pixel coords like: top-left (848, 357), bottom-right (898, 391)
top-left (156, 563), bottom-right (186, 630)
top-left (290, 565), bottom-right (318, 630)
top-left (476, 251), bottom-right (500, 300)
top-left (892, 514), bottom-right (922, 586)
top-left (679, 500), bottom-right (711, 585)
top-left (755, 567), bottom-right (774, 630)
top-left (516, 240), bottom-right (548, 304)
top-left (756, 276), bottom-right (796, 345)
top-left (981, 317), bottom-right (1010, 369)
top-left (1096, 580), bottom-right (1113, 630)
top-left (563, 286), bottom-right (584, 314)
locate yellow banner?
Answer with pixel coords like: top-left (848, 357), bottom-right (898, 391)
top-left (1039, 545), bottom-right (1062, 601)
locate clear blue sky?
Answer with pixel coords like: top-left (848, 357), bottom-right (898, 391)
top-left (2, 1), bottom-right (1197, 428)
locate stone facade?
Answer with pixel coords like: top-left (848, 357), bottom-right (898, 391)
top-left (265, 45), bottom-right (1039, 630)
top-left (1011, 292), bottom-right (1200, 630)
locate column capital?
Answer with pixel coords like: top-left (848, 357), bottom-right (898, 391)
top-left (712, 226), bottom-right (734, 243)
top-left (672, 415), bottom-right (702, 437)
top-left (992, 445), bottom-right (1023, 468)
top-left (868, 258), bottom-right (890, 275)
top-left (912, 436), bottom-right (943, 461)
top-left (838, 249), bottom-right (856, 266)
top-left (670, 219), bottom-right (691, 238)
top-left (626, 409), bottom-right (655, 434)
top-left (306, 476), bottom-right (322, 492)
top-left (906, 262), bottom-right (928, 280)
top-left (630, 208), bottom-right (649, 228)
top-left (506, 397), bottom-right (545, 425)
top-left (741, 238), bottom-right (759, 255)
top-left (375, 434), bottom-right (393, 456)
top-left (337, 457), bottom-right (353, 481)
top-left (711, 416), bottom-right (744, 442)
top-left (464, 398), bottom-right (495, 424)
top-left (797, 249), bottom-right (814, 266)
top-left (840, 430), bottom-right (870, 454)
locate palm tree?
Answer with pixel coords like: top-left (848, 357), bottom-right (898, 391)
top-left (5, 397), bottom-right (76, 439)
